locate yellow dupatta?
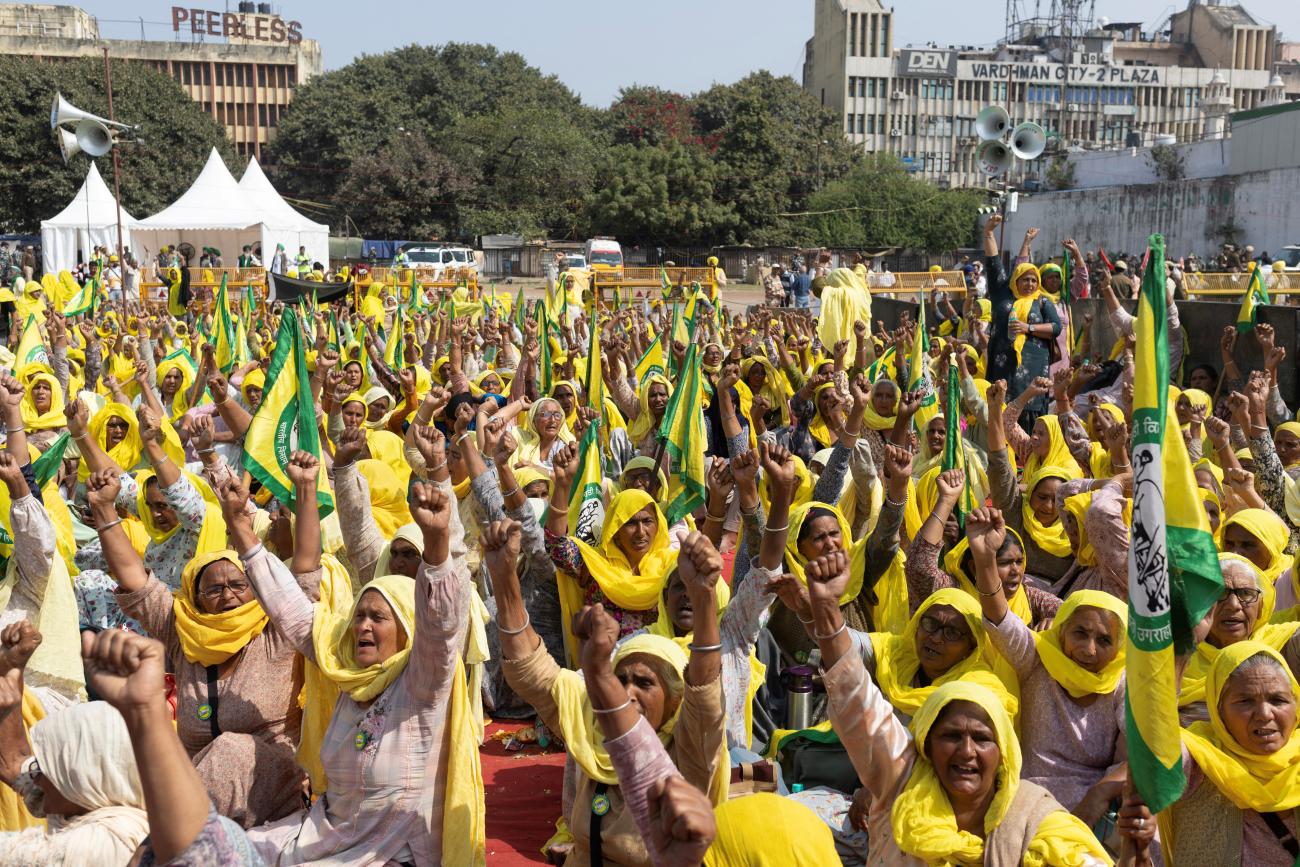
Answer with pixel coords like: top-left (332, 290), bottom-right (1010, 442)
top-left (134, 469), bottom-right (227, 556)
top-left (1221, 508), bottom-right (1291, 586)
top-left (944, 533), bottom-right (1034, 626)
top-left (1020, 466), bottom-right (1076, 558)
top-left (867, 588), bottom-right (1018, 719)
top-left (1009, 262), bottom-right (1051, 363)
top-left (784, 501), bottom-right (866, 605)
top-left (549, 633), bottom-right (729, 803)
top-left (18, 370), bottom-right (66, 431)
top-left (1023, 415), bottom-right (1084, 481)
top-left (310, 571), bottom-right (486, 865)
top-left (1181, 641), bottom-right (1300, 812)
top-left (354, 459), bottom-right (413, 540)
top-left (739, 356), bottom-right (791, 427)
top-left (627, 374), bottom-right (672, 445)
top-left (558, 490), bottom-right (676, 664)
top-left (172, 550), bottom-right (268, 666)
top-left (1179, 553), bottom-right (1297, 707)
top-left (1033, 590), bottom-right (1128, 698)
top-left (807, 382), bottom-right (838, 449)
top-left (0, 689), bottom-right (44, 831)
top-left (891, 681), bottom-right (1110, 867)
top-left (155, 357), bottom-right (196, 423)
top-left (514, 398), bottom-right (575, 467)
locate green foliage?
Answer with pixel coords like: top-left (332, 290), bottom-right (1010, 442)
top-left (607, 86), bottom-right (701, 148)
top-left (583, 143), bottom-right (738, 245)
top-left (266, 43), bottom-right (601, 241)
top-left (1147, 145), bottom-right (1186, 181)
top-left (0, 56), bottom-right (234, 232)
top-left (1045, 154), bottom-right (1076, 191)
top-left (805, 154), bottom-right (983, 252)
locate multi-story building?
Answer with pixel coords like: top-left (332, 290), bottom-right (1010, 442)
top-left (803, 0), bottom-right (1295, 189)
top-left (0, 3), bottom-right (322, 159)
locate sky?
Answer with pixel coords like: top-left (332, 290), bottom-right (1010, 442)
top-left (85, 0), bottom-right (1300, 107)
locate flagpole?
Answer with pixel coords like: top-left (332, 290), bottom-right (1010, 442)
top-left (102, 47), bottom-right (126, 263)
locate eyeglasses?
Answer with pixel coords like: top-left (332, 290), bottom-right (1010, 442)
top-left (1218, 586), bottom-right (1262, 606)
top-left (105, 420), bottom-right (130, 431)
top-left (535, 410), bottom-right (564, 421)
top-left (918, 615), bottom-right (968, 644)
top-left (200, 580), bottom-right (250, 601)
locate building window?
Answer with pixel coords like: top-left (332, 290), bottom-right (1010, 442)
top-left (258, 104), bottom-right (267, 126)
top-left (849, 12), bottom-right (858, 56)
top-left (201, 63), bottom-right (211, 85)
top-left (869, 15), bottom-right (878, 58)
top-left (258, 65), bottom-right (267, 87)
top-left (847, 115), bottom-right (854, 134)
top-left (180, 63), bottom-right (192, 85)
top-left (880, 14), bottom-right (890, 54)
top-left (288, 67), bottom-right (297, 87)
top-left (857, 114), bottom-right (865, 134)
top-left (867, 115), bottom-right (876, 134)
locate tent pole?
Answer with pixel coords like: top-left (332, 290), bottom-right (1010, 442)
top-left (103, 47), bottom-right (125, 263)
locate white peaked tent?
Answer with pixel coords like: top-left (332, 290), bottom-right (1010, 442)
top-left (133, 148), bottom-right (329, 269)
top-left (40, 162), bottom-right (136, 273)
top-left (237, 158), bottom-right (329, 267)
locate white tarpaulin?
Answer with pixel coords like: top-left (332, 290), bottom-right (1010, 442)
top-left (40, 162), bottom-right (136, 273)
top-left (237, 158), bottom-right (329, 268)
top-left (133, 148), bottom-right (329, 269)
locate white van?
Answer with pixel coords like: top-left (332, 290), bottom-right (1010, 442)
top-left (584, 238), bottom-right (623, 272)
top-left (402, 245), bottom-right (479, 276)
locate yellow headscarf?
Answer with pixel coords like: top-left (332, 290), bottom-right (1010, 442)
top-left (550, 632), bottom-right (728, 802)
top-left (1009, 262), bottom-right (1051, 363)
top-left (1221, 508), bottom-right (1290, 585)
top-left (738, 356), bottom-right (791, 427)
top-left (18, 370), bottom-right (66, 431)
top-left (309, 571), bottom-right (486, 865)
top-left (557, 491), bottom-right (675, 664)
top-left (355, 459), bottom-right (413, 540)
top-left (514, 398), bottom-right (576, 467)
top-left (1020, 466), bottom-right (1075, 558)
top-left (891, 680), bottom-right (1110, 867)
top-left (1033, 590), bottom-right (1127, 698)
top-left (240, 367), bottom-right (265, 406)
top-left (134, 469), bottom-right (227, 557)
top-left (868, 588), bottom-right (1018, 719)
top-left (944, 532), bottom-right (1035, 626)
top-left (81, 403), bottom-right (186, 482)
top-left (808, 382), bottom-right (839, 449)
top-left (155, 357), bottom-right (196, 423)
top-left (627, 374), bottom-right (672, 444)
top-left (1277, 421), bottom-right (1300, 470)
top-left (1180, 640), bottom-right (1300, 812)
top-left (704, 793), bottom-right (837, 867)
top-left (1179, 553), bottom-right (1296, 707)
top-left (1023, 415), bottom-right (1083, 481)
top-left (172, 550), bottom-right (268, 667)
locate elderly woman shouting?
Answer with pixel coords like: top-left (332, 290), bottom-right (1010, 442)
top-left (806, 546), bottom-right (1110, 865)
top-left (236, 449), bottom-right (485, 866)
top-left (86, 463), bottom-right (321, 829)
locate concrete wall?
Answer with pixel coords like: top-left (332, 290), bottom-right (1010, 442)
top-left (866, 295), bottom-right (1299, 403)
top-left (1000, 165), bottom-right (1300, 257)
top-left (1067, 138), bottom-right (1231, 189)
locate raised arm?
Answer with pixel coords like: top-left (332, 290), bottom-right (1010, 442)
top-left (405, 481), bottom-right (468, 702)
top-left (0, 621), bottom-right (39, 787)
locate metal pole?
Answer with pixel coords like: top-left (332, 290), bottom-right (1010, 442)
top-left (103, 47), bottom-right (125, 263)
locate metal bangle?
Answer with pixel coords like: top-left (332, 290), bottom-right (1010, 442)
top-left (500, 485), bottom-right (521, 499)
top-left (97, 517), bottom-right (124, 533)
top-left (705, 510), bottom-right (727, 522)
top-left (592, 697), bottom-right (632, 716)
top-left (498, 612), bottom-right (531, 635)
top-left (426, 460), bottom-right (447, 473)
top-left (688, 642), bottom-right (723, 653)
top-left (764, 520), bottom-right (789, 534)
top-left (977, 584), bottom-right (1002, 598)
top-left (812, 621), bottom-right (848, 642)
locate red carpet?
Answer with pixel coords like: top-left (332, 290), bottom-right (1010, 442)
top-left (483, 721), bottom-right (567, 865)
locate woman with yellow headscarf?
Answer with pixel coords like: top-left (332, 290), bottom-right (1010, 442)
top-left (624, 374), bottom-right (673, 453)
top-left (971, 510), bottom-right (1130, 818)
top-left (495, 522), bottom-right (729, 867)
top-left (88, 468), bottom-right (316, 828)
top-left (806, 549), bottom-right (1109, 867)
top-left (17, 369), bottom-right (67, 454)
top-left (238, 466), bottom-right (485, 866)
top-left (1144, 641), bottom-right (1300, 866)
top-left (513, 397), bottom-right (575, 468)
top-left (1177, 553), bottom-right (1300, 723)
top-left (154, 356), bottom-right (196, 424)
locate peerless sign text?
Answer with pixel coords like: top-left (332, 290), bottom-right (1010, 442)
top-left (171, 7), bottom-right (304, 44)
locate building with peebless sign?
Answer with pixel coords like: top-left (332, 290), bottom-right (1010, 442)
top-left (802, 0), bottom-right (1296, 189)
top-left (0, 3), bottom-right (322, 159)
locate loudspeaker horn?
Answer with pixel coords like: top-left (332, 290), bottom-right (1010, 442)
top-left (50, 92), bottom-right (135, 131)
top-left (977, 140), bottom-right (1013, 176)
top-left (56, 126), bottom-right (80, 164)
top-left (975, 106), bottom-right (1011, 141)
top-left (1010, 122), bottom-right (1047, 160)
top-left (57, 119), bottom-right (115, 164)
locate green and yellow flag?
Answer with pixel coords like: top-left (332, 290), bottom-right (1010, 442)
top-left (212, 274), bottom-right (238, 374)
top-left (1126, 233), bottom-right (1223, 813)
top-left (242, 311), bottom-right (335, 518)
top-left (15, 315), bottom-right (48, 371)
top-left (658, 340), bottom-right (707, 526)
top-left (634, 335), bottom-right (666, 386)
top-left (908, 298), bottom-right (938, 436)
top-left (941, 364), bottom-right (975, 528)
top-left (62, 277), bottom-right (95, 318)
top-left (1235, 263), bottom-right (1269, 333)
top-left (567, 316), bottom-right (606, 542)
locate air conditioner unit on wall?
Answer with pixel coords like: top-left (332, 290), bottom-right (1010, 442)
top-left (889, 128), bottom-right (903, 136)
top-left (891, 90), bottom-right (906, 100)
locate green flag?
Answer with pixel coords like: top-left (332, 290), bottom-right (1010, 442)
top-left (657, 341), bottom-right (707, 526)
top-left (1235, 264), bottom-right (1270, 333)
top-left (537, 299), bottom-right (553, 395)
top-left (1126, 233), bottom-right (1223, 813)
top-left (940, 364), bottom-right (974, 529)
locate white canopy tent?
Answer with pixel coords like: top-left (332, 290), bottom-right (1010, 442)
top-left (132, 148), bottom-right (329, 269)
top-left (237, 158), bottom-right (329, 267)
top-left (40, 162), bottom-right (136, 273)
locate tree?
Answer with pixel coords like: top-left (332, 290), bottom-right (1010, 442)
top-left (335, 129), bottom-right (475, 240)
top-left (607, 86), bottom-right (704, 148)
top-left (0, 56), bottom-right (234, 233)
top-left (583, 143), bottom-right (738, 246)
top-left (805, 154), bottom-right (981, 253)
top-left (692, 71), bottom-right (858, 245)
top-left (266, 43), bottom-right (600, 239)
top-left (1147, 144), bottom-right (1186, 181)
